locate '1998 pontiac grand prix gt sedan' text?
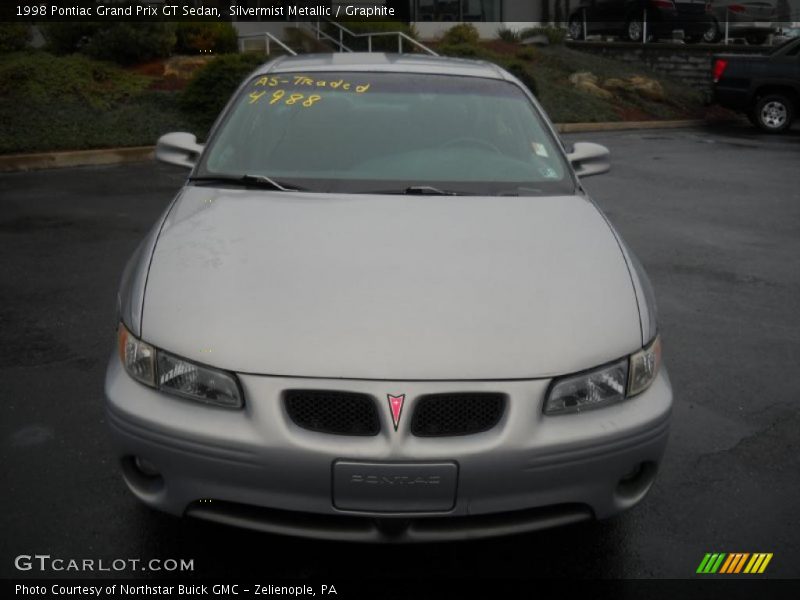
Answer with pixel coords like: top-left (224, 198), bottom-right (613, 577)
top-left (105, 53), bottom-right (672, 542)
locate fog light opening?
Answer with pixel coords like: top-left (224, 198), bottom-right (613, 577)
top-left (615, 461), bottom-right (657, 501)
top-left (121, 455), bottom-right (165, 495)
top-left (134, 456), bottom-right (160, 478)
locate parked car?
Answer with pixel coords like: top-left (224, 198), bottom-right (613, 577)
top-left (703, 0), bottom-right (780, 44)
top-left (106, 53), bottom-right (671, 542)
top-left (712, 37), bottom-right (800, 132)
top-left (568, 0), bottom-right (710, 42)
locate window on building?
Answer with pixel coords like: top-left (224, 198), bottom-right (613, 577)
top-left (414, 0), bottom-right (501, 22)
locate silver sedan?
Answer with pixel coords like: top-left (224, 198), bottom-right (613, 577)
top-left (105, 53), bottom-right (672, 542)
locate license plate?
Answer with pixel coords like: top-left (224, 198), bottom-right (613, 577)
top-left (333, 461), bottom-right (458, 512)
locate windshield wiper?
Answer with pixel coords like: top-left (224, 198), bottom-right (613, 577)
top-left (364, 186), bottom-right (470, 196)
top-left (189, 174), bottom-right (302, 192)
top-left (404, 186), bottom-right (460, 196)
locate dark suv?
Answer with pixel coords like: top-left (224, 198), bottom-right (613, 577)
top-left (712, 38), bottom-right (800, 132)
top-left (568, 0), bottom-right (711, 42)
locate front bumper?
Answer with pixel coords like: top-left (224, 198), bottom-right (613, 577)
top-left (105, 354), bottom-right (672, 542)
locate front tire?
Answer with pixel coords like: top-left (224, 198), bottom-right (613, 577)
top-left (703, 20), bottom-right (721, 43)
top-left (625, 17), bottom-right (644, 42)
top-left (569, 15), bottom-right (586, 40)
top-left (753, 94), bottom-right (794, 133)
top-left (624, 16), bottom-right (656, 42)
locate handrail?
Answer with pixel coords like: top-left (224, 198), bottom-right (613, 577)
top-left (403, 32), bottom-right (439, 55)
top-left (314, 27), bottom-right (354, 53)
top-left (311, 19), bottom-right (438, 56)
top-left (324, 19), bottom-right (358, 38)
top-left (363, 31), bottom-right (438, 55)
top-left (238, 32), bottom-right (297, 56)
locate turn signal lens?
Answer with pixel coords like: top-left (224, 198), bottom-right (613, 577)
top-left (713, 59), bottom-right (728, 83)
top-left (628, 335), bottom-right (662, 396)
top-left (118, 323), bottom-right (155, 386)
top-left (650, 0), bottom-right (676, 9)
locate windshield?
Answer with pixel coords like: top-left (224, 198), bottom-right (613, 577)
top-left (771, 36), bottom-right (800, 54)
top-left (197, 71), bottom-right (574, 196)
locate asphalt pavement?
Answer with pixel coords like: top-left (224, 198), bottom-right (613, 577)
top-left (1, 123), bottom-right (798, 580)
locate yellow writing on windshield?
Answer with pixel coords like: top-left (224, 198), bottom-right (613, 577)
top-left (249, 89), bottom-right (322, 108)
top-left (253, 75), bottom-right (370, 94)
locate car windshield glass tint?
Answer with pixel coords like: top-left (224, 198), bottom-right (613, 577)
top-left (199, 71), bottom-right (573, 196)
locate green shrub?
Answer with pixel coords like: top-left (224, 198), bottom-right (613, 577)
top-left (0, 51), bottom-right (148, 109)
top-left (0, 24), bottom-right (31, 53)
top-left (0, 90), bottom-right (200, 154)
top-left (505, 62), bottom-right (539, 96)
top-left (0, 52), bottom-right (168, 153)
top-left (179, 53), bottom-right (264, 129)
top-left (520, 26), bottom-right (567, 45)
top-left (436, 42), bottom-right (484, 58)
top-left (325, 21), bottom-right (419, 52)
top-left (441, 23), bottom-right (480, 46)
top-left (175, 22), bottom-right (238, 55)
top-left (43, 22), bottom-right (176, 64)
top-left (515, 46), bottom-right (537, 61)
top-left (40, 23), bottom-right (100, 54)
top-left (497, 27), bottom-right (520, 44)
top-left (82, 23), bottom-right (176, 65)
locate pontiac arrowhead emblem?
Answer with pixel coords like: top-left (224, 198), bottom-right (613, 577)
top-left (387, 394), bottom-right (405, 431)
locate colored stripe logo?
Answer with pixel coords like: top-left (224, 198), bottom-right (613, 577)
top-left (696, 553), bottom-right (773, 574)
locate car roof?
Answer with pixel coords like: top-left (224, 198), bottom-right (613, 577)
top-left (256, 52), bottom-right (510, 80)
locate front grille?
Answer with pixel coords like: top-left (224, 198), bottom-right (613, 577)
top-left (284, 390), bottom-right (379, 436)
top-left (410, 393), bottom-right (506, 437)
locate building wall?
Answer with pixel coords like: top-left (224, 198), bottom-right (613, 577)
top-left (504, 0), bottom-right (548, 22)
top-left (566, 41), bottom-right (770, 93)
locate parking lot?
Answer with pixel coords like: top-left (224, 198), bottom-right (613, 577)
top-left (1, 123), bottom-right (798, 579)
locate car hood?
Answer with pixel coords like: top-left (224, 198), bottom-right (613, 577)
top-left (141, 186), bottom-right (641, 380)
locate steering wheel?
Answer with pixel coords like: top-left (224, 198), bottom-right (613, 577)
top-left (440, 137), bottom-right (503, 155)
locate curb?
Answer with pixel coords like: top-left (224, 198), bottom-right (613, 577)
top-left (0, 146), bottom-right (155, 173)
top-left (0, 120), bottom-right (706, 173)
top-left (556, 119), bottom-right (705, 133)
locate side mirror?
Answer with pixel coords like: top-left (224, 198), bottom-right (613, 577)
top-left (567, 142), bottom-right (610, 178)
top-left (155, 132), bottom-right (204, 169)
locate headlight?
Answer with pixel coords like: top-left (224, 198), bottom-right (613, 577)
top-left (544, 359), bottom-right (628, 415)
top-left (117, 323), bottom-right (243, 409)
top-left (157, 351), bottom-right (242, 408)
top-left (544, 335), bottom-right (661, 415)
